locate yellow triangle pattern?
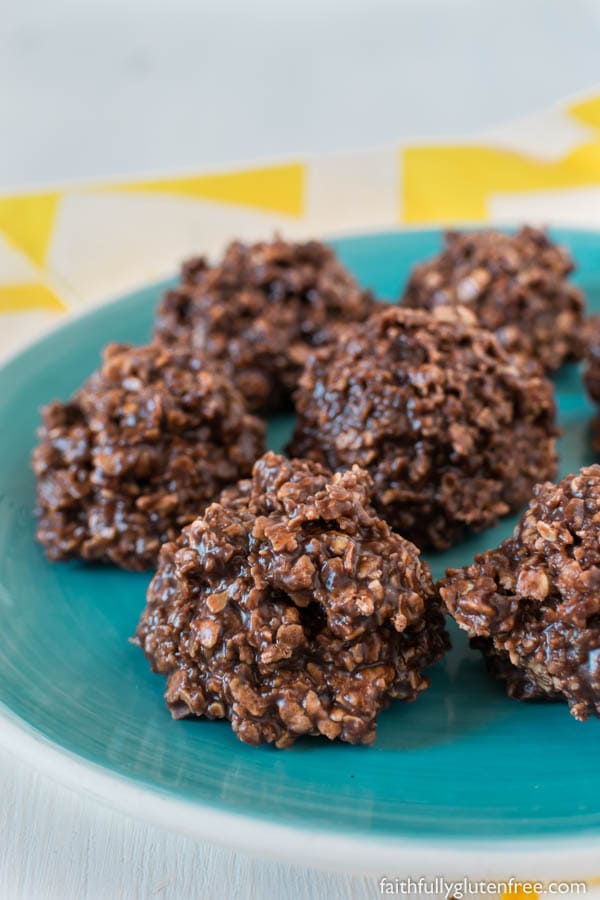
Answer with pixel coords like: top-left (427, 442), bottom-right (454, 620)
top-left (101, 163), bottom-right (305, 217)
top-left (0, 193), bottom-right (61, 269)
top-left (0, 282), bottom-right (66, 314)
top-left (401, 138), bottom-right (600, 224)
top-left (568, 93), bottom-right (600, 130)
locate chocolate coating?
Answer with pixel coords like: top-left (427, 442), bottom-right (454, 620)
top-left (403, 227), bottom-right (584, 371)
top-left (32, 343), bottom-right (265, 571)
top-left (134, 452), bottom-right (449, 747)
top-left (154, 238), bottom-right (376, 411)
top-left (288, 305), bottom-right (558, 550)
top-left (440, 466), bottom-right (600, 721)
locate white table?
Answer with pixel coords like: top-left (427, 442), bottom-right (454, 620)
top-left (2, 1), bottom-right (600, 896)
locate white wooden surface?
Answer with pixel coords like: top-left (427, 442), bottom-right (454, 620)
top-left (0, 748), bottom-right (377, 899)
top-left (3, 1), bottom-right (600, 897)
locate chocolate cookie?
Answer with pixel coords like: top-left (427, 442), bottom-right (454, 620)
top-left (154, 238), bottom-right (376, 411)
top-left (440, 466), bottom-right (600, 721)
top-left (403, 227), bottom-right (584, 371)
top-left (288, 305), bottom-right (557, 550)
top-left (134, 452), bottom-right (449, 747)
top-left (33, 343), bottom-right (265, 570)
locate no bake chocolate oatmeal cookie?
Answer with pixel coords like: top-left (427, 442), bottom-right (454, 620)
top-left (33, 343), bottom-right (265, 570)
top-left (153, 237), bottom-right (376, 411)
top-left (288, 304), bottom-right (558, 550)
top-left (440, 466), bottom-right (600, 721)
top-left (134, 452), bottom-right (449, 747)
top-left (403, 227), bottom-right (584, 371)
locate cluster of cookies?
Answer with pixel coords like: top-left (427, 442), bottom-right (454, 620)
top-left (33, 227), bottom-right (600, 747)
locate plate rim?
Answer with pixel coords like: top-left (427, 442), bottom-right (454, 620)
top-left (3, 701), bottom-right (600, 878)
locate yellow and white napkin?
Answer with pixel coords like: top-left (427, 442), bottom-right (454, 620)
top-left (1, 89), bottom-right (600, 355)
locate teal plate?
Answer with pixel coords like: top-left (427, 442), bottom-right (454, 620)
top-left (2, 228), bottom-right (600, 875)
